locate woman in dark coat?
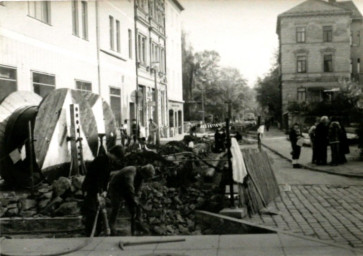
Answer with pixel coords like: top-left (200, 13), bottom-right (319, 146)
top-left (289, 123), bottom-right (303, 168)
top-left (328, 117), bottom-right (341, 166)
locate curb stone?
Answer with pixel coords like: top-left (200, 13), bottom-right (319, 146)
top-left (262, 143), bottom-right (363, 179)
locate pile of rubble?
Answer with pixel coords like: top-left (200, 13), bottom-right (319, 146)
top-left (0, 135), bottom-right (225, 237)
top-left (139, 181), bottom-right (222, 235)
top-left (0, 176), bottom-right (84, 218)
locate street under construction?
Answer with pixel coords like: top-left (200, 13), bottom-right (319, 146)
top-left (0, 89), bottom-right (283, 256)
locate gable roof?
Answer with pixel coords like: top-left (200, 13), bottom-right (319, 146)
top-left (336, 1), bottom-right (363, 19)
top-left (279, 0), bottom-right (351, 17)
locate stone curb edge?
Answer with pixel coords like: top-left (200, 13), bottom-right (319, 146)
top-left (261, 143), bottom-right (363, 179)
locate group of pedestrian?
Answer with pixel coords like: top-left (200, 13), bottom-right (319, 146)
top-left (120, 118), bottom-right (159, 148)
top-left (290, 116), bottom-right (349, 169)
top-left (309, 116), bottom-right (349, 166)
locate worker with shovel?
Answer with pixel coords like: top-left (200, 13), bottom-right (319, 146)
top-left (108, 164), bottom-right (155, 236)
top-left (81, 145), bottom-right (124, 236)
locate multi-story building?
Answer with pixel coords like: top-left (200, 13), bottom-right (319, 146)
top-left (277, 0), bottom-right (363, 126)
top-left (134, 0), bottom-right (183, 138)
top-left (0, 0), bottom-right (183, 137)
top-left (134, 0), bottom-right (167, 138)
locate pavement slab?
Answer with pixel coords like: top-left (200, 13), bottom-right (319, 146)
top-left (2, 234), bottom-right (362, 256)
top-left (261, 128), bottom-right (363, 178)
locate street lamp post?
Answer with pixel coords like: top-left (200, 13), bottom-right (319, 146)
top-left (225, 100), bottom-right (234, 207)
top-left (201, 86), bottom-right (205, 123)
top-left (152, 62), bottom-right (160, 145)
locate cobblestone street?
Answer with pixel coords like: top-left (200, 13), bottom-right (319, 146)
top-left (249, 184), bottom-right (363, 248)
top-left (245, 143), bottom-right (363, 250)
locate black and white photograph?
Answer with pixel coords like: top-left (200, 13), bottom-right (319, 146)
top-left (0, 0), bottom-right (363, 255)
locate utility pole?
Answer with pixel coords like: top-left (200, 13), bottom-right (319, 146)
top-left (153, 66), bottom-right (160, 145)
top-left (201, 86), bottom-right (205, 123)
top-left (225, 100), bottom-right (234, 207)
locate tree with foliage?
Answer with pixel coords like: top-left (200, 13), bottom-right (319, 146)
top-left (254, 58), bottom-right (281, 122)
top-left (182, 32), bottom-right (252, 122)
top-left (182, 31), bottom-right (195, 104)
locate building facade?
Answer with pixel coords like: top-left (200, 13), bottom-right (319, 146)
top-left (165, 0), bottom-right (184, 136)
top-left (277, 0), bottom-right (363, 126)
top-left (0, 0), bottom-right (183, 137)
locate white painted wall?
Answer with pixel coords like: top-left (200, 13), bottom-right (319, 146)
top-left (0, 1), bottom-right (99, 92)
top-left (165, 0), bottom-right (183, 103)
top-left (98, 0), bottom-right (136, 123)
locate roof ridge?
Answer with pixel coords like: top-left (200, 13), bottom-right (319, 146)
top-left (279, 0), bottom-right (352, 17)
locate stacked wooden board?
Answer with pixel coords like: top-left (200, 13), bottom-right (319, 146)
top-left (241, 148), bottom-right (280, 216)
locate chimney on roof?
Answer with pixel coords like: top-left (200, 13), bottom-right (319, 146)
top-left (329, 0), bottom-right (337, 3)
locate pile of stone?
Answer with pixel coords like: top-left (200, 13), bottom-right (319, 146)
top-left (139, 181), bottom-right (220, 235)
top-left (0, 176), bottom-right (84, 218)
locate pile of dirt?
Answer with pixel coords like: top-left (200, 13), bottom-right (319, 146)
top-left (139, 182), bottom-right (222, 235)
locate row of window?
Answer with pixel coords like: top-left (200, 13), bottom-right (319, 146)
top-left (296, 88), bottom-right (336, 103)
top-left (108, 15), bottom-right (133, 58)
top-left (0, 65), bottom-right (124, 125)
top-left (296, 54), bottom-right (333, 73)
top-left (0, 65), bottom-right (92, 97)
top-left (6, 2), bottom-right (133, 60)
top-left (0, 65), bottom-right (124, 126)
top-left (137, 33), bottom-right (166, 72)
top-left (137, 0), bottom-right (164, 25)
top-left (296, 25), bottom-right (333, 43)
top-left (296, 55), bottom-right (361, 74)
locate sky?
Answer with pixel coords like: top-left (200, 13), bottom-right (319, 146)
top-left (180, 0), bottom-right (363, 87)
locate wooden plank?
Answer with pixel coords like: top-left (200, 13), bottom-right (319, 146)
top-left (72, 90), bottom-right (98, 157)
top-left (80, 91), bottom-right (98, 107)
top-left (34, 89), bottom-right (99, 172)
top-left (34, 89), bottom-right (68, 169)
top-left (102, 99), bottom-right (116, 150)
top-left (77, 91), bottom-right (116, 151)
top-left (241, 148), bottom-right (280, 215)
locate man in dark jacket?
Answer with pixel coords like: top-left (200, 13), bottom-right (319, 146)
top-left (131, 119), bottom-right (140, 143)
top-left (108, 164), bottom-right (155, 235)
top-left (81, 145), bottom-right (124, 236)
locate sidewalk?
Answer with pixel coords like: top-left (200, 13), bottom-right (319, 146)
top-left (1, 233), bottom-right (361, 256)
top-left (262, 128), bottom-right (363, 178)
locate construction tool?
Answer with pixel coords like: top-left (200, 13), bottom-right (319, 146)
top-left (119, 238), bottom-right (185, 250)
